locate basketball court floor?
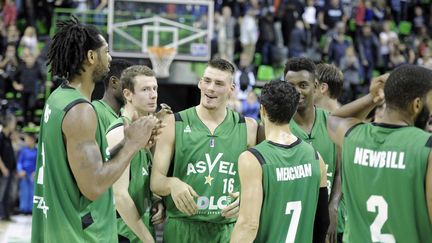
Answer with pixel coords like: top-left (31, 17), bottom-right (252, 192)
top-left (0, 215), bottom-right (31, 243)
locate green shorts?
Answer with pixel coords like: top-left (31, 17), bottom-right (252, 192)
top-left (163, 217), bottom-right (235, 243)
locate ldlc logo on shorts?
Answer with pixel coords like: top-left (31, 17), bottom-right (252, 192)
top-left (184, 125), bottom-right (191, 133)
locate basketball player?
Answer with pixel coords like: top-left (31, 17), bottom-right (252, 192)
top-left (282, 57), bottom-right (340, 242)
top-left (314, 62), bottom-right (344, 242)
top-left (31, 17), bottom-right (159, 242)
top-left (328, 65), bottom-right (432, 242)
top-left (230, 80), bottom-right (329, 243)
top-left (314, 63), bottom-right (343, 112)
top-left (151, 58), bottom-right (258, 242)
top-left (106, 65), bottom-right (166, 243)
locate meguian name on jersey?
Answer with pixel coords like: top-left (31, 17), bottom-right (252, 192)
top-left (276, 163), bottom-right (313, 181)
top-left (354, 147), bottom-right (406, 169)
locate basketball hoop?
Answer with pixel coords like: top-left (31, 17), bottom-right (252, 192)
top-left (148, 46), bottom-right (176, 78)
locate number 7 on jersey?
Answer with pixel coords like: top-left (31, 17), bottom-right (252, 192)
top-left (285, 201), bottom-right (302, 243)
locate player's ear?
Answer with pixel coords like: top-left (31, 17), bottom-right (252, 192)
top-left (123, 88), bottom-right (132, 103)
top-left (411, 97), bottom-right (422, 116)
top-left (87, 50), bottom-right (96, 65)
top-left (110, 76), bottom-right (119, 89)
top-left (320, 82), bottom-right (328, 94)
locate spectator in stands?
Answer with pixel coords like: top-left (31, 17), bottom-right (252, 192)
top-left (20, 26), bottom-right (39, 56)
top-left (16, 131), bottom-right (37, 214)
top-left (7, 25), bottom-right (19, 46)
top-left (258, 11), bottom-right (276, 65)
top-left (339, 46), bottom-right (362, 101)
top-left (0, 43), bottom-right (18, 98)
top-left (413, 6), bottom-right (426, 33)
top-left (2, 0), bottom-right (17, 27)
top-left (328, 22), bottom-right (352, 66)
top-left (364, 0), bottom-right (374, 22)
top-left (241, 91), bottom-right (260, 121)
top-left (318, 0), bottom-right (344, 34)
top-left (0, 20), bottom-right (8, 56)
top-left (12, 48), bottom-right (44, 123)
top-left (217, 6), bottom-right (236, 62)
top-left (279, 3), bottom-right (298, 47)
top-left (302, 0), bottom-right (317, 46)
top-left (240, 9), bottom-right (258, 66)
top-left (389, 41), bottom-right (414, 68)
top-left (288, 20), bottom-right (307, 58)
top-left (379, 20), bottom-right (398, 71)
top-left (234, 53), bottom-right (256, 101)
top-left (357, 24), bottom-right (379, 85)
top-left (372, 0), bottom-right (388, 23)
top-left (0, 113), bottom-right (17, 221)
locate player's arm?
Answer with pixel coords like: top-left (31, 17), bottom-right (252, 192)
top-left (426, 151), bottom-right (432, 223)
top-left (230, 151), bottom-right (263, 243)
top-left (107, 125), bottom-right (155, 243)
top-left (314, 153), bottom-right (330, 243)
top-left (328, 73), bottom-right (389, 147)
top-left (327, 147), bottom-right (342, 243)
top-left (63, 103), bottom-right (156, 201)
top-left (150, 114), bottom-right (198, 216)
top-left (246, 117), bottom-right (258, 148)
top-left (221, 117), bottom-right (259, 218)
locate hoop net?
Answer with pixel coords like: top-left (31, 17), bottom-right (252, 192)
top-left (148, 47), bottom-right (176, 78)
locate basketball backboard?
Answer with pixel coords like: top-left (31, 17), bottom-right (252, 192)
top-left (108, 0), bottom-right (214, 61)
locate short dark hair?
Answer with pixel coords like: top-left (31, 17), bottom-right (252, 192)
top-left (103, 59), bottom-right (133, 88)
top-left (316, 63), bottom-right (344, 99)
top-left (47, 16), bottom-right (104, 79)
top-left (384, 64), bottom-right (432, 110)
top-left (284, 57), bottom-right (316, 80)
top-left (121, 65), bottom-right (155, 93)
top-left (261, 80), bottom-right (300, 124)
top-left (208, 58), bottom-right (235, 75)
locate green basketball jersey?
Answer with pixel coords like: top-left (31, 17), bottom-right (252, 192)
top-left (342, 123), bottom-right (432, 243)
top-left (164, 107), bottom-right (247, 223)
top-left (249, 140), bottom-right (321, 243)
top-left (92, 99), bottom-right (119, 161)
top-left (32, 84), bottom-right (116, 243)
top-left (289, 107), bottom-right (337, 194)
top-left (107, 118), bottom-right (154, 242)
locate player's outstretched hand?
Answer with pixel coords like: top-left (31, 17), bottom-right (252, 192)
top-left (124, 115), bottom-right (159, 149)
top-left (221, 192), bottom-right (240, 218)
top-left (370, 73), bottom-right (389, 104)
top-left (170, 179), bottom-right (199, 216)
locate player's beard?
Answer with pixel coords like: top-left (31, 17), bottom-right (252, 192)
top-left (414, 105), bottom-right (430, 129)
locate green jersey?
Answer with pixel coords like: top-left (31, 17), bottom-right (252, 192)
top-left (250, 140), bottom-right (321, 243)
top-left (92, 99), bottom-right (119, 160)
top-left (290, 107), bottom-right (337, 193)
top-left (107, 118), bottom-right (154, 242)
top-left (32, 84), bottom-right (116, 243)
top-left (165, 107), bottom-right (247, 223)
top-left (342, 123), bottom-right (432, 243)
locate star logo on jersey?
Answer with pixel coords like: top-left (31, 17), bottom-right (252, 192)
top-left (204, 174), bottom-right (214, 186)
top-left (184, 125), bottom-right (191, 133)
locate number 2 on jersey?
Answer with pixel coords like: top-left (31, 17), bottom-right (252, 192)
top-left (366, 195), bottom-right (395, 243)
top-left (285, 201), bottom-right (302, 243)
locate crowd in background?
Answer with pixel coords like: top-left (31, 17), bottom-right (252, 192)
top-left (1, 0), bottom-right (432, 218)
